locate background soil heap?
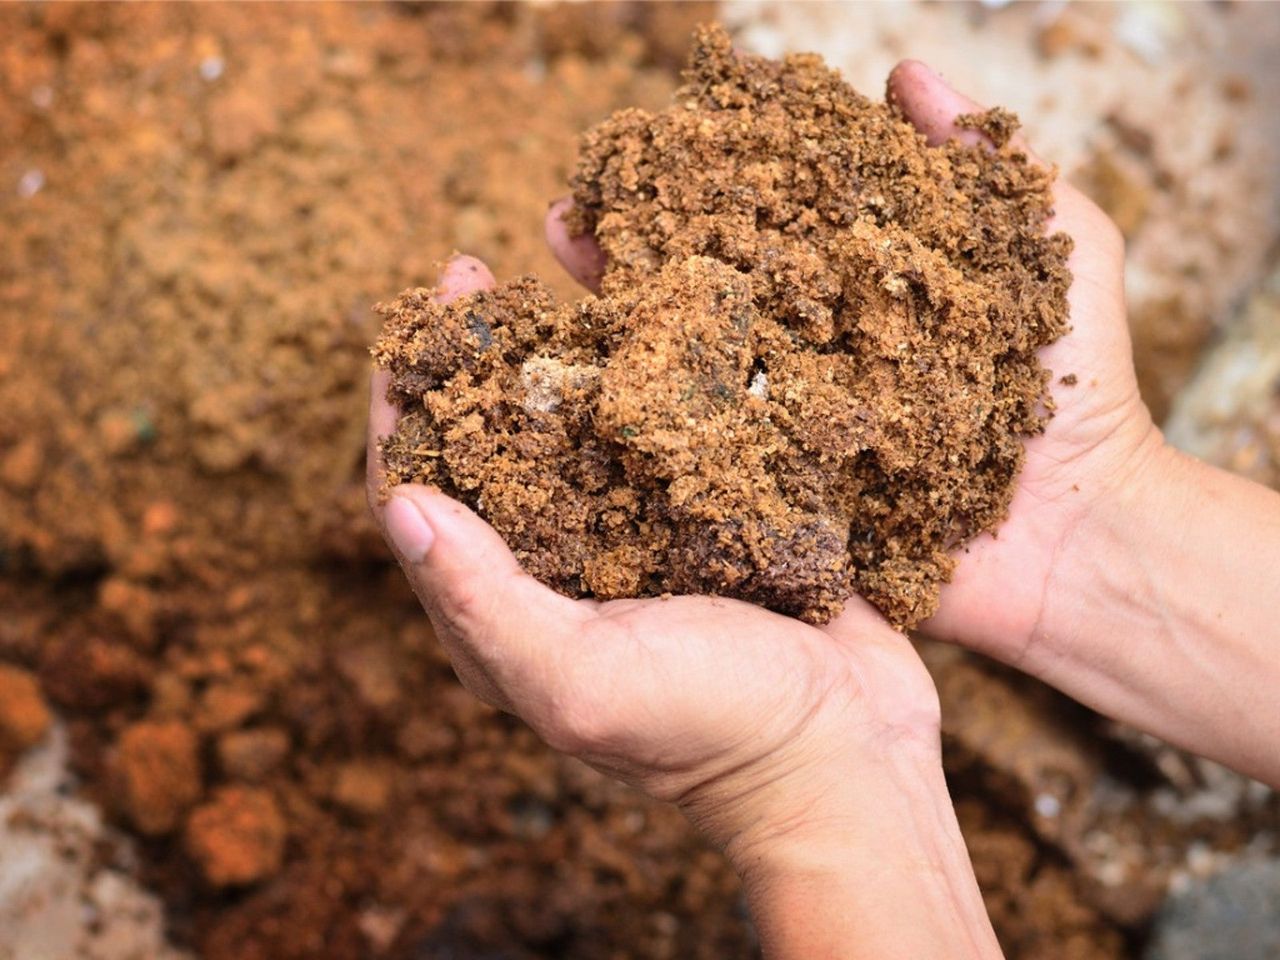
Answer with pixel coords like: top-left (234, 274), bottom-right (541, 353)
top-left (378, 25), bottom-right (1071, 627)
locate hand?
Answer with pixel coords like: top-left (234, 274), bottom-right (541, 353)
top-left (547, 62), bottom-right (1163, 670)
top-left (546, 55), bottom-right (1280, 787)
top-left (883, 63), bottom-right (1169, 666)
top-left (879, 66), bottom-right (1280, 788)
top-left (368, 257), bottom-right (1002, 957)
top-left (368, 255), bottom-right (937, 856)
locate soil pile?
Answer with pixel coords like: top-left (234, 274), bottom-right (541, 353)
top-left (376, 25), bottom-right (1071, 627)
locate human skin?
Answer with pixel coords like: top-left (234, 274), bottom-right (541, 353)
top-left (372, 60), bottom-right (1280, 960)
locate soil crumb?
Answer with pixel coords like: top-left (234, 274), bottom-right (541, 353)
top-left (377, 25), bottom-right (1071, 627)
top-left (0, 664), bottom-right (51, 779)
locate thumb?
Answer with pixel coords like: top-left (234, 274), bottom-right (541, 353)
top-left (886, 59), bottom-right (1124, 302)
top-left (382, 485), bottom-right (590, 705)
top-left (545, 197), bottom-right (606, 293)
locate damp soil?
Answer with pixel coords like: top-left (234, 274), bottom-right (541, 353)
top-left (376, 25), bottom-right (1072, 627)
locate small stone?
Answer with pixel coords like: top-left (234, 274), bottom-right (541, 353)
top-left (1146, 858), bottom-right (1280, 960)
top-left (1034, 793), bottom-right (1062, 818)
top-left (0, 664), bottom-right (52, 775)
top-left (184, 786), bottom-right (286, 887)
top-left (113, 721), bottom-right (202, 835)
top-left (142, 500), bottom-right (180, 537)
top-left (195, 682), bottom-right (264, 733)
top-left (198, 56), bottom-right (224, 82)
top-left (97, 578), bottom-right (158, 647)
top-left (332, 762), bottom-right (394, 817)
top-left (17, 168), bottom-right (44, 198)
top-left (335, 644), bottom-right (401, 711)
top-left (97, 409), bottom-right (142, 456)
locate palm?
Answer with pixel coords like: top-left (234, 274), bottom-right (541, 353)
top-left (541, 594), bottom-right (935, 822)
top-left (542, 63), bottom-right (1155, 663)
top-left (921, 181), bottom-right (1155, 660)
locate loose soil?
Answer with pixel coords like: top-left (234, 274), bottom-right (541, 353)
top-left (377, 25), bottom-right (1071, 627)
top-left (2, 5), bottom-right (1275, 960)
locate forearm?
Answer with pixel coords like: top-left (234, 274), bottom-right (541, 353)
top-left (1032, 442), bottom-right (1280, 785)
top-left (730, 746), bottom-right (1003, 960)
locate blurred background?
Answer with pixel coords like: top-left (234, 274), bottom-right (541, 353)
top-left (1, 3), bottom-right (1278, 958)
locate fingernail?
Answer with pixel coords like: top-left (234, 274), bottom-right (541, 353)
top-left (385, 495), bottom-right (435, 564)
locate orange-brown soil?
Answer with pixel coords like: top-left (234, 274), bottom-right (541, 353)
top-left (377, 26), bottom-right (1070, 627)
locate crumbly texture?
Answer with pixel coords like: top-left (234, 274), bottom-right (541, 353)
top-left (378, 25), bottom-right (1072, 627)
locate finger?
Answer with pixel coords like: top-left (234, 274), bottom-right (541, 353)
top-left (545, 198), bottom-right (606, 293)
top-left (820, 597), bottom-right (942, 736)
top-left (819, 593), bottom-right (890, 643)
top-left (887, 60), bottom-right (1038, 158)
top-left (434, 252), bottom-right (496, 302)
top-left (382, 484), bottom-right (591, 702)
top-left (820, 595), bottom-right (918, 671)
top-left (366, 367), bottom-right (397, 508)
top-left (367, 254), bottom-right (497, 511)
top-left (443, 640), bottom-right (517, 715)
top-left (886, 59), bottom-right (1125, 315)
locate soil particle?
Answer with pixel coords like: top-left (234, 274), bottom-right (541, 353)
top-left (112, 720), bottom-right (203, 836)
top-left (0, 437), bottom-right (43, 492)
top-left (184, 785), bottom-right (287, 887)
top-left (331, 761), bottom-right (395, 818)
top-left (0, 664), bottom-right (51, 778)
top-left (378, 25), bottom-right (1071, 627)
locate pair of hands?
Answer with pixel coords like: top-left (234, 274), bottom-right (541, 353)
top-left (368, 61), bottom-right (1163, 953)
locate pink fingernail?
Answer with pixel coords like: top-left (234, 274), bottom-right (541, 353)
top-left (385, 495), bottom-right (436, 564)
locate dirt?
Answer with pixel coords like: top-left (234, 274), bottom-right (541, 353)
top-left (2, 4), bottom-right (1276, 960)
top-left (111, 720), bottom-right (203, 836)
top-left (1166, 260), bottom-right (1280, 489)
top-left (378, 25), bottom-right (1071, 628)
top-left (184, 786), bottom-right (287, 888)
top-left (0, 664), bottom-right (50, 780)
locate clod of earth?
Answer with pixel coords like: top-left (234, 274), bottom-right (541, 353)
top-left (376, 24), bottom-right (1072, 628)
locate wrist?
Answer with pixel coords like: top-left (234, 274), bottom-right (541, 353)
top-left (725, 742), bottom-right (1002, 959)
top-left (720, 736), bottom-right (941, 879)
top-left (1026, 427), bottom-right (1181, 671)
top-left (1016, 434), bottom-right (1280, 786)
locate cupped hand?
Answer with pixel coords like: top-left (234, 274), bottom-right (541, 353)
top-left (367, 256), bottom-right (942, 873)
top-left (546, 61), bottom-right (1164, 669)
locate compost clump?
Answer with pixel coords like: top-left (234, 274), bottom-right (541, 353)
top-left (376, 24), bottom-right (1072, 627)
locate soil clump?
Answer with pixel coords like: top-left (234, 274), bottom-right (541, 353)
top-left (377, 25), bottom-right (1071, 627)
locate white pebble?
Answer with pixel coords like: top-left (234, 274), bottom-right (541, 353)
top-left (17, 169), bottom-right (44, 198)
top-left (1034, 793), bottom-right (1062, 818)
top-left (31, 85), bottom-right (53, 109)
top-left (199, 56), bottom-right (225, 82)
